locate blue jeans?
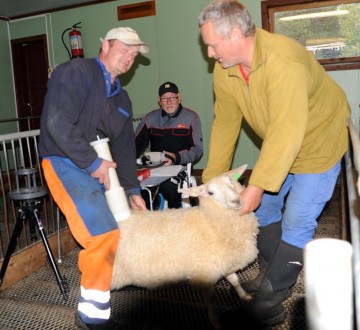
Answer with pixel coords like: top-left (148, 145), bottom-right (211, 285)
top-left (255, 161), bottom-right (341, 249)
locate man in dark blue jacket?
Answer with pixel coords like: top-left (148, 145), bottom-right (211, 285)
top-left (39, 27), bottom-right (148, 330)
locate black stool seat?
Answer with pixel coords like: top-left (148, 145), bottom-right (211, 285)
top-left (8, 168), bottom-right (48, 201)
top-left (9, 187), bottom-right (48, 200)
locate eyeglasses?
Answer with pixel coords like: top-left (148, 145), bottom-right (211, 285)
top-left (160, 96), bottom-right (179, 103)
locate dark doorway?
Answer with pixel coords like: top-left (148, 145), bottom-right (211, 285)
top-left (11, 35), bottom-right (49, 131)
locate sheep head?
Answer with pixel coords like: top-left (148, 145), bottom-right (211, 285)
top-left (178, 164), bottom-right (248, 210)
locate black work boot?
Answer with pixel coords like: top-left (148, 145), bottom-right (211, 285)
top-left (75, 311), bottom-right (123, 329)
top-left (247, 240), bottom-right (303, 327)
top-left (243, 221), bottom-right (282, 293)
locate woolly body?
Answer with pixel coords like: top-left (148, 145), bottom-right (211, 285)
top-left (111, 165), bottom-right (259, 291)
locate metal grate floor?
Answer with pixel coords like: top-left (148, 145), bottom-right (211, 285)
top-left (0, 182), bottom-right (343, 330)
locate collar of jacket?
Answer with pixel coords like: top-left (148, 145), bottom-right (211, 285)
top-left (227, 28), bottom-right (267, 79)
top-left (95, 57), bottom-right (121, 98)
top-left (251, 29), bottom-right (268, 72)
top-left (161, 104), bottom-right (183, 118)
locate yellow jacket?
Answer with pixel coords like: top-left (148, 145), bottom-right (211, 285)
top-left (203, 29), bottom-right (350, 192)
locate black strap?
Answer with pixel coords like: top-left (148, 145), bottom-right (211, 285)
top-left (164, 153), bottom-right (176, 163)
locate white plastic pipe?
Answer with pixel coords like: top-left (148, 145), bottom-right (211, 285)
top-left (305, 238), bottom-right (353, 330)
top-left (90, 137), bottom-right (130, 222)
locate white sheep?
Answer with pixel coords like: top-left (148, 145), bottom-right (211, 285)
top-left (111, 164), bottom-right (259, 329)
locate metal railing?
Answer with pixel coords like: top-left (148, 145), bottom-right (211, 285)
top-left (0, 129), bottom-right (68, 261)
top-left (0, 116), bottom-right (40, 132)
top-left (345, 119), bottom-right (360, 330)
top-left (133, 114), bottom-right (145, 132)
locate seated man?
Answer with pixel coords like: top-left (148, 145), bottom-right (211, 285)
top-left (136, 81), bottom-right (203, 208)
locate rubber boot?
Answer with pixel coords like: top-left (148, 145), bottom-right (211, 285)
top-left (247, 240), bottom-right (303, 327)
top-left (243, 221), bottom-right (282, 293)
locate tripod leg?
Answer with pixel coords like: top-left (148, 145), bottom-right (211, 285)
top-left (32, 208), bottom-right (69, 301)
top-left (28, 206), bottom-right (37, 242)
top-left (0, 210), bottom-right (26, 287)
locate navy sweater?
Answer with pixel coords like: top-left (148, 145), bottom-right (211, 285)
top-left (39, 58), bottom-right (140, 193)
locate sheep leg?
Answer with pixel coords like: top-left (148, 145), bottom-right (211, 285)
top-left (199, 286), bottom-right (222, 330)
top-left (225, 273), bottom-right (252, 301)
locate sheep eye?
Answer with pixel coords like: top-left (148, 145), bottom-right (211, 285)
top-left (208, 190), bottom-right (214, 196)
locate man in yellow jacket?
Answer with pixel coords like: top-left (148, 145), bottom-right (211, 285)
top-left (199, 0), bottom-right (350, 327)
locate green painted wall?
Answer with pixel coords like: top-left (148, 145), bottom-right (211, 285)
top-left (0, 0), bottom-right (359, 170)
top-left (0, 20), bottom-right (17, 133)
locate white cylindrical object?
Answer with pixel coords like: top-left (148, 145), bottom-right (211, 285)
top-left (90, 137), bottom-right (130, 222)
top-left (108, 167), bottom-right (120, 189)
top-left (90, 138), bottom-right (113, 161)
top-left (304, 238), bottom-right (353, 330)
top-left (105, 187), bottom-right (131, 221)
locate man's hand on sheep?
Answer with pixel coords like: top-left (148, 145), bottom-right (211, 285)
top-left (129, 194), bottom-right (147, 210)
top-left (239, 184), bottom-right (264, 216)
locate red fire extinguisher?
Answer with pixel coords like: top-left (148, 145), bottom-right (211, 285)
top-left (62, 22), bottom-right (84, 59)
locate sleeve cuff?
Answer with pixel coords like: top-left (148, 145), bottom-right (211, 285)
top-left (174, 153), bottom-right (181, 165)
top-left (85, 157), bottom-right (103, 174)
top-left (126, 188), bottom-right (141, 196)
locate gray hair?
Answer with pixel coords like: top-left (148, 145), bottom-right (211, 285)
top-left (198, 0), bottom-right (256, 38)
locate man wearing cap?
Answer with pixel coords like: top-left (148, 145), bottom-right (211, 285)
top-left (135, 82), bottom-right (203, 208)
top-left (39, 27), bottom-right (149, 329)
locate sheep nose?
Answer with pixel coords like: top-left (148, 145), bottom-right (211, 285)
top-left (231, 199), bottom-right (242, 209)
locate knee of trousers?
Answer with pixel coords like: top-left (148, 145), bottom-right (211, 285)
top-left (79, 228), bottom-right (120, 291)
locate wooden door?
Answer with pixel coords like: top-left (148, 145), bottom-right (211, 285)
top-left (11, 35), bottom-right (49, 131)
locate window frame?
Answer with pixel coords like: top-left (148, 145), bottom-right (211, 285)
top-left (261, 0), bottom-right (360, 71)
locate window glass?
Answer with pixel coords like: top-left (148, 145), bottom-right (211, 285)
top-left (262, 0), bottom-right (360, 71)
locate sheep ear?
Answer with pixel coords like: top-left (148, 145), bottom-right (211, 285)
top-left (178, 185), bottom-right (207, 197)
top-left (226, 164), bottom-right (248, 181)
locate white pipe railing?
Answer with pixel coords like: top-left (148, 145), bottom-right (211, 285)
top-left (347, 119), bottom-right (360, 196)
top-left (0, 129), bottom-right (66, 262)
top-left (345, 119), bottom-right (360, 330)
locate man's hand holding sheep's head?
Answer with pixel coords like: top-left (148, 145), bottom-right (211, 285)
top-left (239, 184), bottom-right (264, 216)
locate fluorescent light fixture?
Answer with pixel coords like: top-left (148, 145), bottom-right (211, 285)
top-left (280, 9), bottom-right (349, 21)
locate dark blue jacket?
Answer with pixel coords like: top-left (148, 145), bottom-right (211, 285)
top-left (39, 58), bottom-right (140, 193)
